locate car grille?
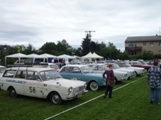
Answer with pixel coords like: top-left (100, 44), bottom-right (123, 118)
top-left (73, 86), bottom-right (85, 94)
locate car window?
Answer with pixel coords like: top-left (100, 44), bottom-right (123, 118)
top-left (60, 67), bottom-right (71, 73)
top-left (71, 67), bottom-right (81, 73)
top-left (80, 66), bottom-right (93, 73)
top-left (26, 71), bottom-right (40, 80)
top-left (15, 70), bottom-right (26, 79)
top-left (40, 70), bottom-right (62, 81)
top-left (3, 70), bottom-right (16, 78)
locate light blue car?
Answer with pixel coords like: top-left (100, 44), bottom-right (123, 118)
top-left (59, 65), bottom-right (106, 91)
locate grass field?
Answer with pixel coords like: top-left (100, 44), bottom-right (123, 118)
top-left (0, 73), bottom-right (161, 120)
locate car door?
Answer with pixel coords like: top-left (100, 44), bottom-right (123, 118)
top-left (70, 67), bottom-right (82, 80)
top-left (22, 71), bottom-right (44, 98)
top-left (59, 67), bottom-right (72, 79)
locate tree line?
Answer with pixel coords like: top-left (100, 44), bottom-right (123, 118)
top-left (1, 34), bottom-right (161, 66)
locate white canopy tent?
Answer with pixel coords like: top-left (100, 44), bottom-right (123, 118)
top-left (25, 53), bottom-right (45, 63)
top-left (5, 53), bottom-right (27, 66)
top-left (5, 53), bottom-right (58, 66)
top-left (57, 54), bottom-right (76, 64)
top-left (81, 52), bottom-right (103, 61)
top-left (39, 53), bottom-right (57, 58)
top-left (39, 53), bottom-right (57, 63)
top-left (92, 52), bottom-right (103, 59)
top-left (57, 54), bottom-right (75, 59)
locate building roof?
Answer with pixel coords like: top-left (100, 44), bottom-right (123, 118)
top-left (125, 35), bottom-right (161, 43)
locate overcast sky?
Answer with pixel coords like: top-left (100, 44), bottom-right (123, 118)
top-left (0, 0), bottom-right (161, 51)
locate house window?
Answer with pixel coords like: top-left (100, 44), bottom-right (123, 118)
top-left (143, 43), bottom-right (146, 46)
top-left (150, 43), bottom-right (153, 47)
top-left (159, 43), bottom-right (161, 47)
top-left (128, 43), bottom-right (136, 47)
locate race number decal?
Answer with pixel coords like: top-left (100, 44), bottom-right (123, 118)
top-left (29, 87), bottom-right (36, 93)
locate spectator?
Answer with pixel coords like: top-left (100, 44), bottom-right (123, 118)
top-left (102, 64), bottom-right (115, 98)
top-left (147, 59), bottom-right (161, 104)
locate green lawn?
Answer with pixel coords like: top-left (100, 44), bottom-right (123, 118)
top-left (0, 74), bottom-right (161, 120)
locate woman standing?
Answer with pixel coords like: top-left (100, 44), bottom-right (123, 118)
top-left (102, 64), bottom-right (115, 98)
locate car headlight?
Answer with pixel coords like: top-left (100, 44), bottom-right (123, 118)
top-left (68, 87), bottom-right (73, 93)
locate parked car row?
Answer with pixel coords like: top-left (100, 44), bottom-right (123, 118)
top-left (0, 60), bottom-right (148, 105)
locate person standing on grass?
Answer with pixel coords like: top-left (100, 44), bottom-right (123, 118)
top-left (147, 59), bottom-right (161, 104)
top-left (102, 64), bottom-right (115, 98)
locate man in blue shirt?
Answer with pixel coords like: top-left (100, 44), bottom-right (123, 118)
top-left (147, 59), bottom-right (161, 104)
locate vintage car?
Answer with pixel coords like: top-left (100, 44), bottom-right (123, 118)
top-left (116, 62), bottom-right (146, 76)
top-left (59, 65), bottom-right (106, 91)
top-left (88, 64), bottom-right (128, 82)
top-left (127, 60), bottom-right (152, 71)
top-left (105, 63), bottom-right (136, 78)
top-left (0, 65), bottom-right (6, 77)
top-left (0, 67), bottom-right (87, 105)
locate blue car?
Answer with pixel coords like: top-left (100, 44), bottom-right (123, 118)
top-left (59, 65), bottom-right (106, 91)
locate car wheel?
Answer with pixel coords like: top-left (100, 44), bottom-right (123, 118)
top-left (89, 81), bottom-right (99, 91)
top-left (9, 87), bottom-right (17, 98)
top-left (50, 92), bottom-right (62, 105)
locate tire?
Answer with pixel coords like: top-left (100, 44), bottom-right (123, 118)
top-left (50, 92), bottom-right (62, 105)
top-left (89, 81), bottom-right (99, 91)
top-left (9, 87), bottom-right (17, 98)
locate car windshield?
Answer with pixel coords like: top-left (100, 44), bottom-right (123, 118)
top-left (80, 66), bottom-right (94, 73)
top-left (133, 61), bottom-right (142, 65)
top-left (117, 63), bottom-right (126, 67)
top-left (125, 63), bottom-right (131, 67)
top-left (92, 65), bottom-right (107, 71)
top-left (139, 60), bottom-right (147, 65)
top-left (112, 64), bottom-right (120, 69)
top-left (39, 70), bottom-right (62, 81)
top-left (49, 64), bottom-right (59, 69)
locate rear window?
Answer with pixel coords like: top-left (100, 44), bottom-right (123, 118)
top-left (3, 70), bottom-right (17, 78)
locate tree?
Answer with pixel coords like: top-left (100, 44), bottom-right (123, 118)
top-left (142, 51), bottom-right (154, 60)
top-left (39, 42), bottom-right (56, 54)
top-left (81, 34), bottom-right (91, 55)
top-left (23, 44), bottom-right (36, 54)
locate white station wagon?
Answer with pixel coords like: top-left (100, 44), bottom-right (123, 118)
top-left (0, 67), bottom-right (87, 105)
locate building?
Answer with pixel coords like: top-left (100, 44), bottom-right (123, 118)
top-left (125, 35), bottom-right (161, 55)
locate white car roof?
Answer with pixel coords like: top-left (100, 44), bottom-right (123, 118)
top-left (63, 64), bottom-right (89, 67)
top-left (6, 67), bottom-right (54, 72)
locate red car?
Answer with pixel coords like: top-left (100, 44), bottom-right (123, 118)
top-left (127, 60), bottom-right (152, 71)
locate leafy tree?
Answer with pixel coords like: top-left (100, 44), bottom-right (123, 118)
top-left (117, 52), bottom-right (129, 60)
top-left (135, 53), bottom-right (143, 60)
top-left (23, 44), bottom-right (36, 54)
top-left (142, 51), bottom-right (154, 60)
top-left (39, 42), bottom-right (56, 54)
top-left (99, 41), bottom-right (106, 49)
top-left (56, 39), bottom-right (73, 55)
